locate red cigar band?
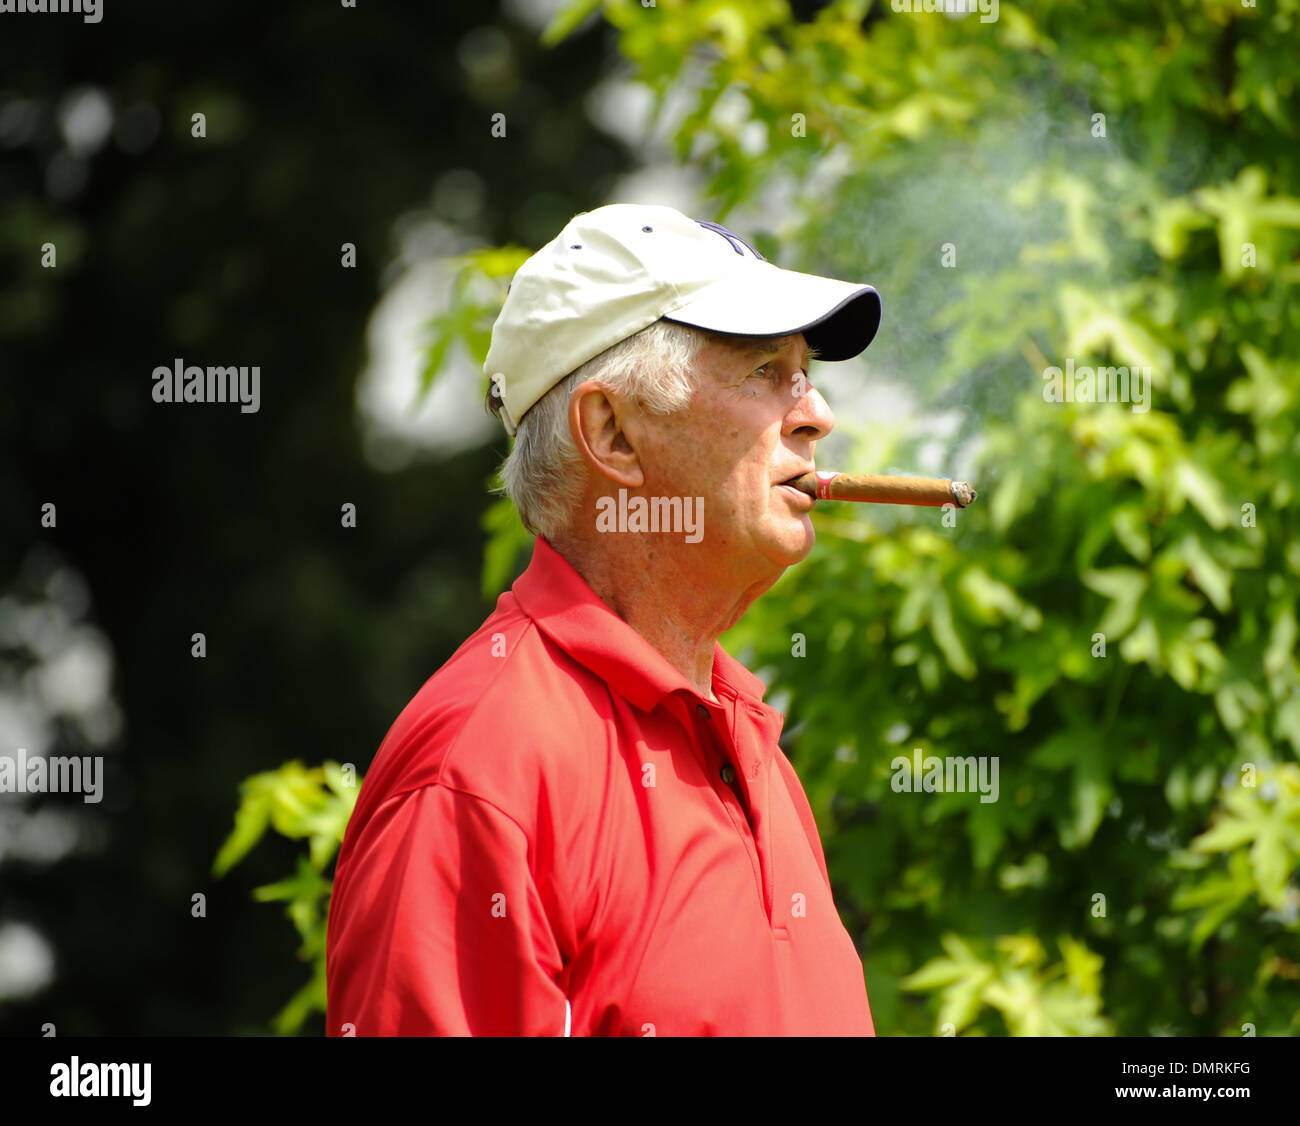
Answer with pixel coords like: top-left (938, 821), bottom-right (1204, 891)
top-left (815, 471), bottom-right (837, 500)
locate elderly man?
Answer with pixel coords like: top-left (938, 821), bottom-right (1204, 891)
top-left (326, 203), bottom-right (883, 1036)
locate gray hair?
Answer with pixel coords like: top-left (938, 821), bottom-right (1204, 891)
top-left (491, 318), bottom-right (712, 539)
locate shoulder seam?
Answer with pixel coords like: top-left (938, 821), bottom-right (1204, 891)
top-left (372, 779), bottom-right (533, 846)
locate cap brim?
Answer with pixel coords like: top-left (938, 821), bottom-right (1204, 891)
top-left (660, 261), bottom-right (882, 361)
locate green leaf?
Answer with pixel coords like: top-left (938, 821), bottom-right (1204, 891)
top-left (929, 586), bottom-right (976, 679)
top-left (1191, 816), bottom-right (1258, 854)
top-left (540, 0), bottom-right (604, 47)
top-left (899, 958), bottom-right (969, 991)
top-left (1082, 567), bottom-right (1147, 638)
top-left (1173, 461), bottom-right (1233, 531)
top-left (480, 493), bottom-right (533, 599)
top-left (1264, 604), bottom-right (1297, 678)
top-left (1110, 505), bottom-right (1151, 564)
top-left (938, 975), bottom-right (990, 1033)
top-left (270, 962), bottom-right (327, 1037)
top-left (212, 778), bottom-right (275, 878)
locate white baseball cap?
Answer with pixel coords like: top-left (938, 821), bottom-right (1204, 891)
top-left (484, 203), bottom-right (882, 436)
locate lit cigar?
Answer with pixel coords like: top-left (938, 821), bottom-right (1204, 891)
top-left (789, 471), bottom-right (978, 508)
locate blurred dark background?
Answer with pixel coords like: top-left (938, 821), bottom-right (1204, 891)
top-left (0, 0), bottom-right (634, 1035)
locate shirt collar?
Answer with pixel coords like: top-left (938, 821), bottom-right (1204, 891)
top-left (511, 536), bottom-right (773, 714)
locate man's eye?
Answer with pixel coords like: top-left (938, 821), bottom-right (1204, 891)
top-left (751, 365), bottom-right (777, 381)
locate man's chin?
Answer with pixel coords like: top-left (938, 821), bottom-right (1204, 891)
top-left (764, 521), bottom-right (816, 568)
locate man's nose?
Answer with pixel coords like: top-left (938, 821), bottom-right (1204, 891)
top-left (786, 381), bottom-right (835, 441)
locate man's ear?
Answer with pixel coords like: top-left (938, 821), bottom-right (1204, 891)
top-left (569, 380), bottom-right (645, 488)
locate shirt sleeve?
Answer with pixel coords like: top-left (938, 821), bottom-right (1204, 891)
top-left (326, 783), bottom-right (569, 1036)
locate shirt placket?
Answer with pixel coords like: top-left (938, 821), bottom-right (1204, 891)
top-left (692, 696), bottom-right (775, 926)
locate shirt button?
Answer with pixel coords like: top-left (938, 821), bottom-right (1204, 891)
top-left (696, 704), bottom-right (710, 719)
top-left (720, 764), bottom-right (736, 784)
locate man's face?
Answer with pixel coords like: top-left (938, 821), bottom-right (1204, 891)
top-left (640, 330), bottom-right (835, 580)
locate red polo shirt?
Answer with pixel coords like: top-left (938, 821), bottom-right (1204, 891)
top-left (325, 535), bottom-right (874, 1036)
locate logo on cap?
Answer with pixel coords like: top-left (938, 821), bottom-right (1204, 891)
top-left (694, 220), bottom-right (766, 261)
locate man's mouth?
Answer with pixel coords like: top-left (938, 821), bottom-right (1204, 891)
top-left (775, 470), bottom-right (814, 493)
top-left (775, 472), bottom-right (815, 508)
